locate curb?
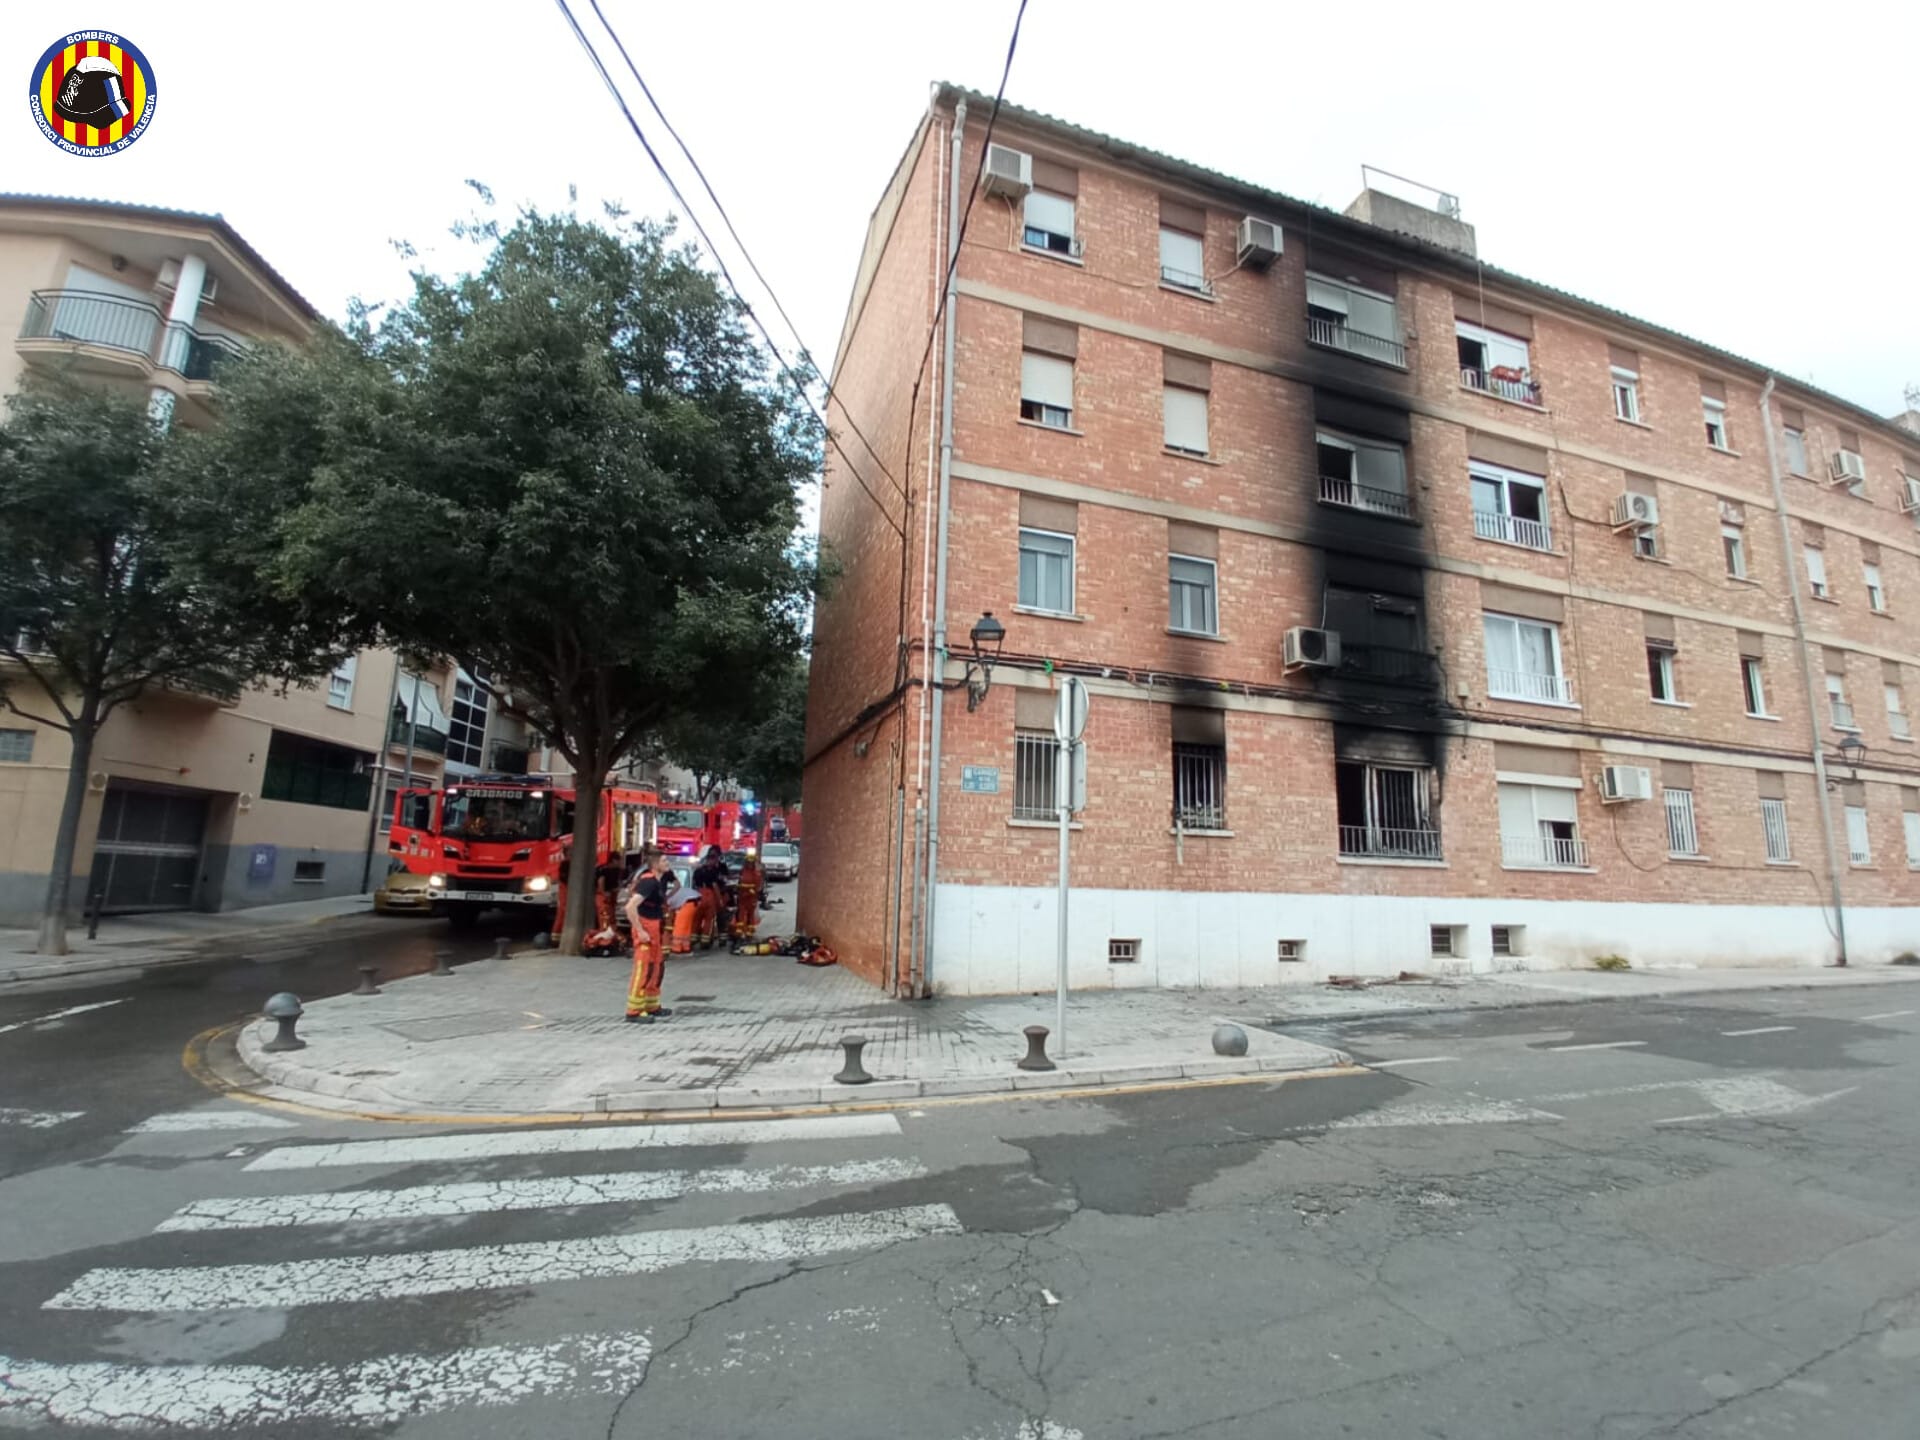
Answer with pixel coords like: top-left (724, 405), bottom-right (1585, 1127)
top-left (234, 1017), bottom-right (1352, 1118)
top-left (1261, 968), bottom-right (1920, 1028)
top-left (0, 911), bottom-right (389, 987)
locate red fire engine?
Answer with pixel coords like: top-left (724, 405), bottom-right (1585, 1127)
top-left (652, 800), bottom-right (709, 858)
top-left (388, 774), bottom-right (659, 927)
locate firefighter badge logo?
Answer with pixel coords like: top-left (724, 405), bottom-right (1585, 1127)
top-left (28, 31), bottom-right (156, 155)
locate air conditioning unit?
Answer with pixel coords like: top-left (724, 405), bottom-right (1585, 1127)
top-left (981, 144), bottom-right (1033, 198)
top-left (1899, 476), bottom-right (1920, 514)
top-left (1828, 450), bottom-right (1866, 485)
top-left (1610, 492), bottom-right (1659, 529)
top-left (1283, 626), bottom-right (1342, 670)
top-left (155, 259), bottom-right (218, 305)
top-left (1598, 764), bottom-right (1653, 803)
top-left (1236, 216), bottom-right (1282, 269)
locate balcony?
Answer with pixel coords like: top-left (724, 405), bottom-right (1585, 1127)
top-left (1473, 508), bottom-right (1552, 551)
top-left (1488, 668), bottom-right (1574, 705)
top-left (1319, 473), bottom-right (1413, 520)
top-left (388, 713), bottom-right (450, 755)
top-left (18, 290), bottom-right (246, 385)
top-left (1339, 825), bottom-right (1442, 861)
top-left (1307, 315), bottom-right (1406, 367)
top-left (1461, 365), bottom-right (1543, 406)
top-left (1159, 264), bottom-right (1212, 296)
top-left (1341, 643), bottom-right (1439, 687)
top-left (1502, 834), bottom-right (1590, 868)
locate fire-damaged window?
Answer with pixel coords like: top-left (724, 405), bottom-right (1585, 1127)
top-left (1170, 707), bottom-right (1227, 831)
top-left (1334, 729), bottom-right (1441, 861)
top-left (1323, 584), bottom-right (1428, 685)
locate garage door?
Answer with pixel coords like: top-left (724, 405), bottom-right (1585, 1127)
top-left (88, 785), bottom-right (209, 913)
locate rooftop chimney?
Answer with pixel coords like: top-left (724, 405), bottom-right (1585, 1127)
top-left (1343, 167), bottom-right (1476, 258)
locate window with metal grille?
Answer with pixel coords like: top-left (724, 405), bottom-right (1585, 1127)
top-left (1172, 742), bottom-right (1226, 830)
top-left (1108, 938), bottom-right (1139, 964)
top-left (1430, 925), bottom-right (1459, 958)
top-left (1761, 797), bottom-right (1792, 862)
top-left (1844, 805), bottom-right (1871, 865)
top-left (1492, 925), bottom-right (1523, 957)
top-left (0, 729), bottom-right (32, 763)
top-left (1276, 939), bottom-right (1305, 962)
top-left (1335, 761), bottom-right (1439, 859)
top-left (1664, 787), bottom-right (1700, 856)
top-left (1012, 729), bottom-right (1058, 820)
top-left (1168, 554), bottom-right (1218, 635)
top-left (293, 860), bottom-right (326, 883)
top-left (1018, 528), bottom-right (1074, 613)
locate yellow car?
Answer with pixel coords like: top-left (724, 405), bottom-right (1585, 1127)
top-left (373, 867), bottom-right (434, 915)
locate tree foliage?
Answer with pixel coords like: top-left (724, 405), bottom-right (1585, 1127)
top-left (196, 207), bottom-right (820, 950)
top-left (657, 651), bottom-right (807, 808)
top-left (0, 375), bottom-right (357, 953)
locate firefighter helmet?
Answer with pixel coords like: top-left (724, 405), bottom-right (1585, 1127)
top-left (54, 56), bottom-right (131, 128)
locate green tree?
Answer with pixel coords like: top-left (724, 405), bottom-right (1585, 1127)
top-left (0, 376), bottom-right (355, 955)
top-left (658, 651), bottom-right (807, 809)
top-left (197, 208), bottom-right (818, 952)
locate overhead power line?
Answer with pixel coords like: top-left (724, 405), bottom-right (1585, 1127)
top-left (585, 0), bottom-right (903, 501)
top-left (549, 0), bottom-right (905, 539)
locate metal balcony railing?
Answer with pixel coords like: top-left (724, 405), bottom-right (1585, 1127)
top-left (1159, 264), bottom-right (1211, 295)
top-left (388, 714), bottom-right (450, 754)
top-left (1340, 643), bottom-right (1437, 686)
top-left (1487, 667), bottom-right (1574, 705)
top-left (1319, 473), bottom-right (1412, 519)
top-left (1339, 825), bottom-right (1442, 860)
top-left (1461, 365), bottom-right (1543, 406)
top-left (1830, 699), bottom-right (1857, 730)
top-left (1502, 834), bottom-right (1590, 868)
top-left (1473, 509), bottom-right (1552, 551)
top-left (1306, 315), bottom-right (1406, 366)
top-left (19, 289), bottom-right (247, 380)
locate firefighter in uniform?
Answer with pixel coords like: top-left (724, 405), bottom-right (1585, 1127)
top-left (692, 845), bottom-right (728, 948)
top-left (732, 850), bottom-right (763, 937)
top-left (622, 851), bottom-right (674, 1022)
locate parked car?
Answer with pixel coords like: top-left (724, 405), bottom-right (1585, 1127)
top-left (373, 866), bottom-right (433, 915)
top-left (722, 850), bottom-right (752, 880)
top-left (761, 841), bottom-right (798, 882)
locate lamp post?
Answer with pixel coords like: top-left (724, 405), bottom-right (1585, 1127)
top-left (1822, 733), bottom-right (1867, 967)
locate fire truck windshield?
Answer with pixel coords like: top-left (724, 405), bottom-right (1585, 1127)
top-left (658, 807), bottom-right (705, 830)
top-left (441, 790), bottom-right (552, 841)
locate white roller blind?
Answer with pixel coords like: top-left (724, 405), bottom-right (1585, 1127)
top-left (1021, 352), bottom-right (1074, 410)
top-left (1164, 386), bottom-right (1208, 452)
top-left (1533, 786), bottom-right (1578, 823)
top-left (1160, 228), bottom-right (1203, 276)
top-left (1355, 441), bottom-right (1406, 494)
top-left (1024, 190), bottom-right (1074, 237)
top-left (1496, 784), bottom-right (1535, 839)
top-left (1305, 277), bottom-right (1349, 315)
top-left (1804, 546), bottom-right (1827, 587)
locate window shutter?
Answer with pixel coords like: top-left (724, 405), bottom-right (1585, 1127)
top-left (1163, 352), bottom-right (1211, 390)
top-left (1661, 760), bottom-right (1693, 788)
top-left (1022, 313), bottom-right (1078, 359)
top-left (1824, 647), bottom-right (1849, 674)
top-left (1780, 404), bottom-right (1806, 429)
top-left (1170, 706), bottom-right (1226, 745)
top-left (1452, 293), bottom-right (1534, 338)
top-left (1737, 630), bottom-right (1767, 659)
top-left (1839, 779), bottom-right (1867, 806)
top-left (1019, 493), bottom-right (1077, 534)
top-left (1164, 386), bottom-right (1209, 453)
top-left (1493, 742), bottom-right (1580, 778)
top-left (1756, 771), bottom-right (1786, 801)
top-left (1839, 427), bottom-right (1861, 451)
top-left (1466, 432), bottom-right (1549, 474)
top-left (1306, 247), bottom-right (1397, 296)
top-left (1167, 520), bottom-right (1218, 559)
top-left (1014, 689), bottom-right (1056, 729)
top-left (1316, 391), bottom-right (1411, 443)
top-left (1479, 581), bottom-right (1565, 623)
top-left (1883, 658), bottom-right (1905, 685)
top-left (1158, 197), bottom-right (1205, 234)
top-left (1700, 377), bottom-right (1728, 403)
top-left (1859, 539), bottom-right (1881, 564)
top-left (1030, 158), bottom-right (1077, 196)
top-left (1020, 352), bottom-right (1074, 410)
top-left (1607, 343), bottom-right (1638, 371)
top-left (1902, 787), bottom-right (1920, 815)
top-left (1643, 612), bottom-right (1676, 644)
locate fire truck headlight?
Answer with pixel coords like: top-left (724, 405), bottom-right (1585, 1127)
top-left (429, 873), bottom-right (447, 889)
top-left (526, 875), bottom-right (550, 893)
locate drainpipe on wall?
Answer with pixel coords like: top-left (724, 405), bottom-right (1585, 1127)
top-left (919, 96), bottom-right (967, 998)
top-left (1757, 375), bottom-right (1850, 966)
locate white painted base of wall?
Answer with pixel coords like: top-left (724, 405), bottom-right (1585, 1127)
top-left (929, 883), bottom-right (1919, 995)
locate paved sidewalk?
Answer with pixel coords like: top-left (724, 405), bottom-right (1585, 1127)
top-left (238, 947), bottom-right (1351, 1116)
top-left (0, 893), bottom-right (381, 985)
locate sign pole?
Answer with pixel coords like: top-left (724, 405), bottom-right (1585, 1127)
top-left (1051, 677), bottom-right (1089, 1064)
top-left (1056, 767), bottom-right (1069, 1060)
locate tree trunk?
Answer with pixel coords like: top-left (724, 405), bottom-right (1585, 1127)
top-left (37, 710), bottom-right (99, 956)
top-left (559, 756), bottom-right (605, 956)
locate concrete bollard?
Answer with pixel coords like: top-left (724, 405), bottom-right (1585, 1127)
top-left (352, 965), bottom-right (380, 997)
top-left (833, 1034), bottom-right (874, 1085)
top-left (492, 937), bottom-right (511, 960)
top-left (1212, 1023), bottom-right (1249, 1057)
top-left (1017, 1025), bottom-right (1055, 1072)
top-left (262, 993), bottom-right (305, 1052)
top-left (430, 947), bottom-right (455, 977)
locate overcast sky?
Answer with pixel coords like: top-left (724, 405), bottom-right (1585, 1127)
top-left (5, 1), bottom-right (1915, 425)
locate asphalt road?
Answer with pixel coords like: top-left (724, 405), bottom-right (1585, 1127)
top-left (1, 953), bottom-right (1916, 1437)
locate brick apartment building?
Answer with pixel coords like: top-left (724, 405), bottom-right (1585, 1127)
top-left (801, 86), bottom-right (1920, 996)
top-left (0, 195), bottom-right (530, 924)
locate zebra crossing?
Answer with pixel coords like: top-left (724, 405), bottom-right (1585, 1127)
top-left (2, 1106), bottom-right (969, 1433)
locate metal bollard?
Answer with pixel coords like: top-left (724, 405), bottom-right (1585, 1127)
top-left (1017, 1025), bottom-right (1055, 1072)
top-left (262, 993), bottom-right (305, 1052)
top-left (533, 931), bottom-right (551, 950)
top-left (833, 1034), bottom-right (874, 1085)
top-left (1212, 1023), bottom-right (1249, 1057)
top-left (352, 965), bottom-right (381, 997)
top-left (85, 890), bottom-right (104, 941)
top-left (430, 947), bottom-right (455, 977)
top-left (492, 937), bottom-right (511, 960)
